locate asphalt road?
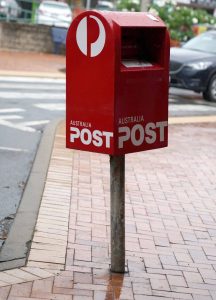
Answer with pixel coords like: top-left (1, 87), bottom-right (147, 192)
top-left (0, 77), bottom-right (216, 246)
top-left (169, 87), bottom-right (216, 116)
top-left (0, 76), bottom-right (65, 245)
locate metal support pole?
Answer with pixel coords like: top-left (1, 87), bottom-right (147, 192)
top-left (110, 155), bottom-right (125, 273)
top-left (86, 0), bottom-right (91, 10)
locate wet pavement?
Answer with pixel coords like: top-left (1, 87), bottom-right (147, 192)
top-left (0, 121), bottom-right (216, 299)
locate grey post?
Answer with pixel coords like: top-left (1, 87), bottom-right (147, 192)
top-left (110, 155), bottom-right (125, 273)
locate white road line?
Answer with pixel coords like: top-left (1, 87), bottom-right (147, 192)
top-left (0, 92), bottom-right (65, 100)
top-left (19, 120), bottom-right (50, 127)
top-left (0, 146), bottom-right (29, 152)
top-left (0, 108), bottom-right (25, 113)
top-left (34, 103), bottom-right (65, 111)
top-left (0, 84), bottom-right (65, 90)
top-left (169, 98), bottom-right (178, 103)
top-left (0, 120), bottom-right (36, 132)
top-left (0, 115), bottom-right (23, 120)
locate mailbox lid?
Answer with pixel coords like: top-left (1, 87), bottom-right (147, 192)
top-left (101, 11), bottom-right (166, 28)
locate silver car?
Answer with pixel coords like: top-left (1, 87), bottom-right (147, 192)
top-left (36, 0), bottom-right (72, 27)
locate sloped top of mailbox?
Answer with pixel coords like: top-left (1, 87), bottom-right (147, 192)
top-left (100, 11), bottom-right (166, 27)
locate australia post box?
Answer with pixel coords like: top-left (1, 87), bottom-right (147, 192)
top-left (66, 11), bottom-right (170, 155)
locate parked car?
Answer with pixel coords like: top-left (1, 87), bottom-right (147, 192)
top-left (35, 0), bottom-right (72, 27)
top-left (95, 0), bottom-right (115, 10)
top-left (0, 0), bottom-right (21, 20)
top-left (170, 30), bottom-right (216, 102)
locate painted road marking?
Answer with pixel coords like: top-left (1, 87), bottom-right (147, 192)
top-left (0, 83), bottom-right (65, 91)
top-left (0, 108), bottom-right (25, 114)
top-left (0, 118), bottom-right (50, 132)
top-left (0, 119), bottom-right (36, 132)
top-left (169, 98), bottom-right (178, 103)
top-left (0, 115), bottom-right (23, 120)
top-left (0, 109), bottom-right (49, 132)
top-left (34, 103), bottom-right (65, 111)
top-left (0, 146), bottom-right (29, 152)
top-left (0, 92), bottom-right (65, 100)
top-left (19, 120), bottom-right (50, 127)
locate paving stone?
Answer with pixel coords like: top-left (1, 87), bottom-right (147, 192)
top-left (199, 268), bottom-right (216, 280)
top-left (74, 272), bottom-right (93, 284)
top-left (167, 275), bottom-right (187, 287)
top-left (94, 290), bottom-right (114, 300)
top-left (150, 278), bottom-right (170, 291)
top-left (9, 281), bottom-right (33, 297)
top-left (144, 255), bottom-right (162, 269)
top-left (21, 267), bottom-right (55, 278)
top-left (159, 254), bottom-right (178, 266)
top-left (189, 250), bottom-right (208, 263)
top-left (73, 296), bottom-right (92, 300)
top-left (175, 252), bottom-right (193, 263)
top-left (203, 247), bottom-right (216, 257)
top-left (31, 277), bottom-right (54, 298)
top-left (54, 276), bottom-right (73, 289)
top-left (0, 273), bottom-right (23, 285)
top-left (154, 236), bottom-right (170, 247)
top-left (49, 295), bottom-right (73, 300)
top-left (184, 272), bottom-right (204, 284)
top-left (53, 286), bottom-right (93, 297)
top-left (192, 295), bottom-right (213, 300)
top-left (27, 261), bottom-right (64, 271)
top-left (8, 297), bottom-right (49, 300)
top-left (132, 282), bottom-right (152, 294)
top-left (74, 249), bottom-right (92, 262)
top-left (0, 286), bottom-right (11, 300)
top-left (134, 296), bottom-right (173, 300)
top-left (152, 290), bottom-right (193, 299)
top-left (0, 281), bottom-right (9, 287)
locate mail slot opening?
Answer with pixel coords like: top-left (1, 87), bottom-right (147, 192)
top-left (121, 27), bottom-right (166, 68)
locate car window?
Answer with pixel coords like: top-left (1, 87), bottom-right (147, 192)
top-left (183, 32), bottom-right (216, 54)
top-left (42, 2), bottom-right (69, 10)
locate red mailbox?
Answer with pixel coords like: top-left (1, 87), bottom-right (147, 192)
top-left (66, 11), bottom-right (170, 155)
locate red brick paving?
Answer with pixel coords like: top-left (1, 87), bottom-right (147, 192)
top-left (0, 121), bottom-right (216, 299)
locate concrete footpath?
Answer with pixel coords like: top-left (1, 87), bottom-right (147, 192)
top-left (0, 50), bottom-right (216, 300)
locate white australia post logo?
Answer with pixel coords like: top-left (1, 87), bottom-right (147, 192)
top-left (70, 118), bottom-right (168, 149)
top-left (76, 15), bottom-right (106, 57)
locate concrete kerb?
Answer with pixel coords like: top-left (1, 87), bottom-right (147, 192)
top-left (0, 119), bottom-right (63, 271)
top-left (169, 115), bottom-right (216, 124)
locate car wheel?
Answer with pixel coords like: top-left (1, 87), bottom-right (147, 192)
top-left (204, 74), bottom-right (216, 102)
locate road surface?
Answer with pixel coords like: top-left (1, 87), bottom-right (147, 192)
top-left (169, 88), bottom-right (216, 116)
top-left (0, 76), bottom-right (65, 246)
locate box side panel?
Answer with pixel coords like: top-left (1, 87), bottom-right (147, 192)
top-left (114, 27), bottom-right (169, 155)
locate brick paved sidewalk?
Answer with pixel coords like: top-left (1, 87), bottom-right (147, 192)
top-left (0, 50), bottom-right (65, 76)
top-left (0, 121), bottom-right (216, 300)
